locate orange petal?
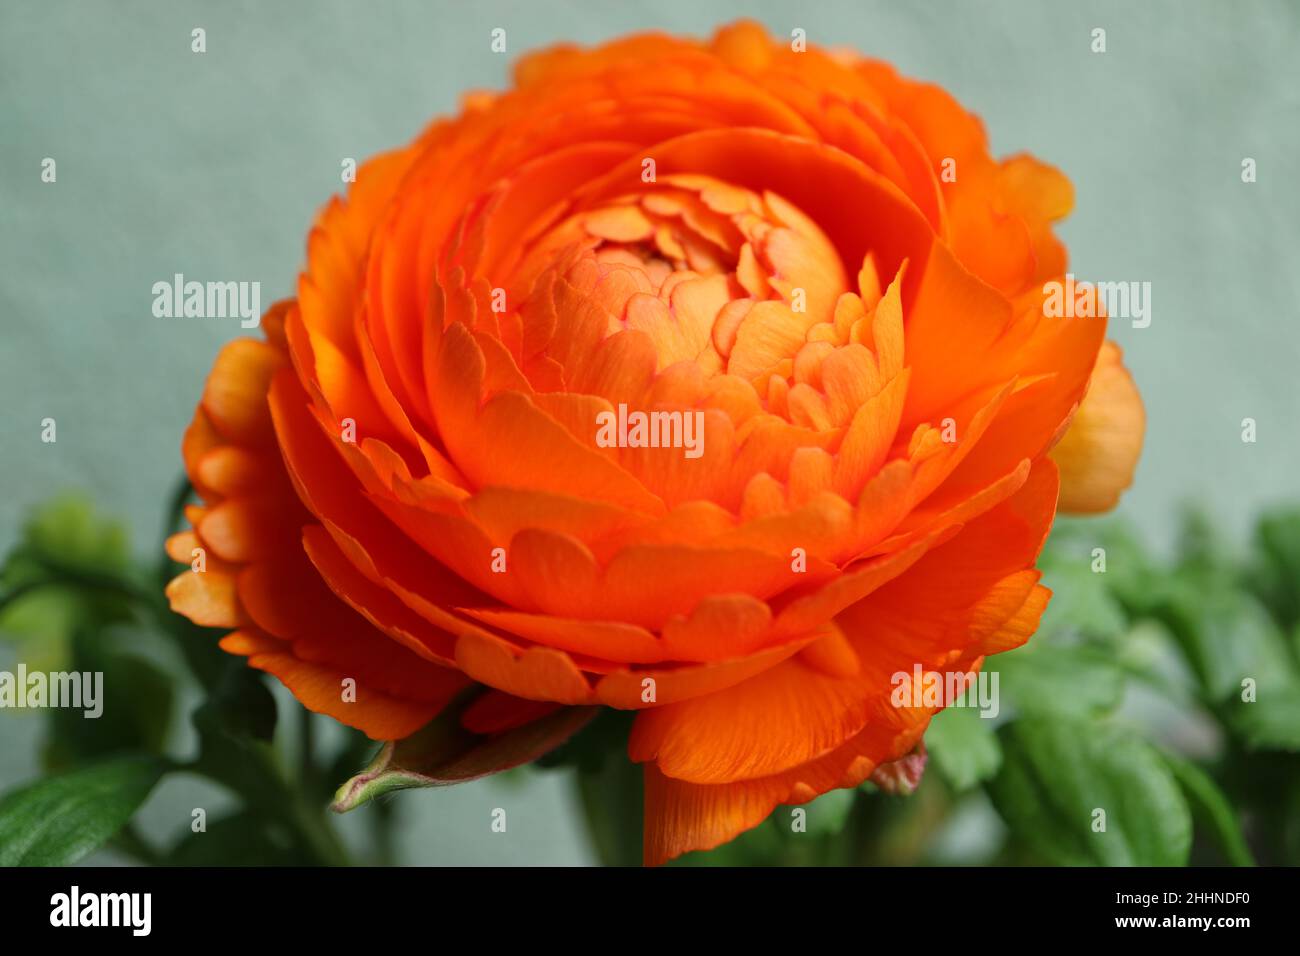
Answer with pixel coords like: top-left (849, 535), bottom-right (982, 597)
top-left (165, 568), bottom-right (244, 628)
top-left (246, 649), bottom-right (451, 741)
top-left (454, 630), bottom-right (595, 705)
top-left (629, 646), bottom-right (881, 784)
top-left (200, 339), bottom-right (286, 447)
top-left (642, 700), bottom-right (929, 865)
top-left (1051, 340), bottom-right (1145, 513)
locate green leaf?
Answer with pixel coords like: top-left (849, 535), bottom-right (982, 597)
top-left (1043, 517), bottom-right (1159, 619)
top-left (1036, 553), bottom-right (1128, 641)
top-left (995, 644), bottom-right (1126, 717)
top-left (42, 628), bottom-right (175, 771)
top-left (926, 705), bottom-right (1002, 791)
top-left (988, 717), bottom-right (1191, 866)
top-left (333, 705), bottom-right (597, 812)
top-left (1159, 752), bottom-right (1254, 866)
top-left (1249, 508), bottom-right (1300, 628)
top-left (44, 655), bottom-right (174, 769)
top-left (0, 755), bottom-right (168, 866)
top-left (1227, 692), bottom-right (1300, 752)
top-left (1160, 585), bottom-right (1297, 704)
top-left (191, 666), bottom-right (283, 810)
top-left (1109, 619), bottom-right (1200, 704)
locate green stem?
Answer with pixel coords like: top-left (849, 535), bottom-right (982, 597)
top-left (286, 794), bottom-right (351, 867)
top-left (370, 800), bottom-right (398, 866)
top-left (176, 759), bottom-right (351, 867)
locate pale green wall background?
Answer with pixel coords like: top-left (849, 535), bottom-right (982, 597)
top-left (1, 0), bottom-right (1297, 864)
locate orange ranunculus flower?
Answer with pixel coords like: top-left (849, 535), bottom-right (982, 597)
top-left (166, 20), bottom-right (1143, 864)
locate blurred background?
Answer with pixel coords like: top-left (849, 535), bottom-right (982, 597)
top-left (2, 0), bottom-right (1297, 865)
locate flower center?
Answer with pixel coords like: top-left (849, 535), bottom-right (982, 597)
top-left (507, 174), bottom-right (891, 435)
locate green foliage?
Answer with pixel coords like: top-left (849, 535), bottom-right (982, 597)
top-left (988, 718), bottom-right (1191, 866)
top-left (1, 497), bottom-right (174, 773)
top-left (1248, 509), bottom-right (1300, 629)
top-left (926, 705), bottom-right (1001, 792)
top-left (9, 495), bottom-right (130, 582)
top-left (1160, 752), bottom-right (1253, 867)
top-left (996, 644), bottom-right (1125, 718)
top-left (0, 756), bottom-right (168, 866)
top-left (1, 496), bottom-right (140, 666)
top-left (0, 487), bottom-right (1297, 867)
top-left (967, 507), bottom-right (1300, 867)
top-left (42, 635), bottom-right (175, 771)
top-left (0, 487), bottom-right (354, 866)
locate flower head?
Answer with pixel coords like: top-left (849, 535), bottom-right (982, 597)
top-left (167, 21), bottom-right (1143, 864)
